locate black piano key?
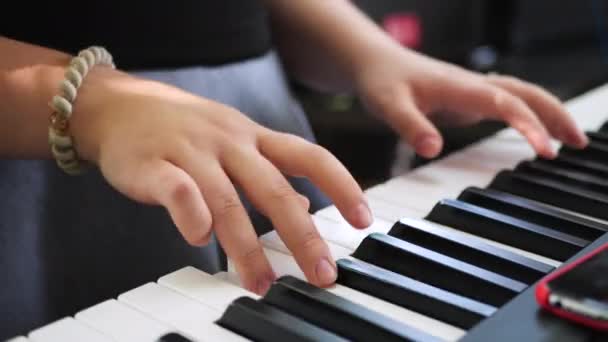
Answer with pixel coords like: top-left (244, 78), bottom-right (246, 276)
top-left (490, 169), bottom-right (608, 221)
top-left (515, 160), bottom-right (608, 195)
top-left (156, 333), bottom-right (193, 342)
top-left (216, 296), bottom-right (346, 342)
top-left (337, 258), bottom-right (496, 329)
top-left (426, 199), bottom-right (588, 261)
top-left (262, 276), bottom-right (440, 342)
top-left (352, 233), bottom-right (526, 306)
top-left (388, 219), bottom-right (553, 284)
top-left (459, 187), bottom-right (608, 241)
top-left (540, 153), bottom-right (608, 179)
top-left (560, 141), bottom-right (608, 164)
top-left (586, 131), bottom-right (608, 144)
top-left (599, 120), bottom-right (608, 133)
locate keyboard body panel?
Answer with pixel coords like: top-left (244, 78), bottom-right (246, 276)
top-left (462, 232), bottom-right (608, 342)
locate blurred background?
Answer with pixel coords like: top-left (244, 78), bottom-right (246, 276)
top-left (293, 0), bottom-right (608, 188)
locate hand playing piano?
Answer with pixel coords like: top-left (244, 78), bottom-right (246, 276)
top-left (354, 47), bottom-right (589, 159)
top-left (69, 68), bottom-right (373, 295)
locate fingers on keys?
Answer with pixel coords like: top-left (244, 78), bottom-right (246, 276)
top-left (221, 145), bottom-right (336, 288)
top-left (437, 76), bottom-right (556, 158)
top-left (486, 74), bottom-right (588, 148)
top-left (258, 132), bottom-right (373, 229)
top-left (151, 130), bottom-right (370, 294)
top-left (178, 154), bottom-right (277, 295)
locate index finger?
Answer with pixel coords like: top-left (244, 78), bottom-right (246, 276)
top-left (486, 74), bottom-right (588, 148)
top-left (258, 132), bottom-right (373, 229)
top-left (438, 77), bottom-right (555, 158)
top-left (222, 147), bottom-right (337, 287)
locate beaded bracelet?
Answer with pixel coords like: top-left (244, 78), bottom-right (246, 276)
top-left (48, 46), bottom-right (115, 175)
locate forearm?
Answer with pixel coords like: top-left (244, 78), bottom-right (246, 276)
top-left (0, 37), bottom-right (74, 158)
top-left (0, 37), bottom-right (123, 160)
top-left (264, 0), bottom-right (402, 93)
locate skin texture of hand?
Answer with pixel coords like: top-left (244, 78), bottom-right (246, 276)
top-left (265, 0), bottom-right (588, 159)
top-left (354, 47), bottom-right (589, 159)
top-left (68, 68), bottom-right (373, 294)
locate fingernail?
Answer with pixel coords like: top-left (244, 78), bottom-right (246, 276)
top-left (354, 202), bottom-right (373, 227)
top-left (415, 135), bottom-right (441, 158)
top-left (316, 258), bottom-right (337, 285)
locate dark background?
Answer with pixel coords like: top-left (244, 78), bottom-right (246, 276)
top-left (296, 0), bottom-right (608, 188)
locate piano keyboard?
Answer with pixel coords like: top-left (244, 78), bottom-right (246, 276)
top-left (9, 83), bottom-right (608, 342)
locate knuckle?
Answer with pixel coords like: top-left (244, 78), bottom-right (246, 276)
top-left (491, 89), bottom-right (522, 114)
top-left (236, 244), bottom-right (266, 265)
top-left (214, 192), bottom-right (243, 218)
top-left (370, 84), bottom-right (402, 110)
top-left (267, 180), bottom-right (298, 202)
top-left (217, 109), bottom-right (257, 137)
top-left (298, 230), bottom-right (325, 253)
top-left (298, 195), bottom-right (311, 210)
top-left (165, 176), bottom-right (194, 204)
top-left (491, 89), bottom-right (508, 110)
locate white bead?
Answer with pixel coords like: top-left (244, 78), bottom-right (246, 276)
top-left (49, 46), bottom-right (114, 176)
top-left (51, 95), bottom-right (73, 117)
top-left (59, 80), bottom-right (77, 102)
top-left (48, 127), bottom-right (73, 148)
top-left (102, 49), bottom-right (113, 65)
top-left (58, 158), bottom-right (82, 174)
top-left (65, 67), bottom-right (83, 88)
top-left (70, 56), bottom-right (89, 77)
top-left (79, 50), bottom-right (96, 68)
top-left (51, 144), bottom-right (76, 162)
top-left (91, 47), bottom-right (103, 62)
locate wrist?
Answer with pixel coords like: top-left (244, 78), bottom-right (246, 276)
top-left (67, 66), bottom-right (131, 163)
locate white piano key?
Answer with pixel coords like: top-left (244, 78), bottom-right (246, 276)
top-left (399, 217), bottom-right (561, 268)
top-left (28, 317), bottom-right (112, 342)
top-left (261, 214), bottom-right (393, 253)
top-left (260, 228), bottom-right (352, 259)
top-left (260, 229), bottom-right (352, 258)
top-left (230, 248), bottom-right (465, 341)
top-left (314, 205), bottom-right (342, 221)
top-left (365, 180), bottom-right (446, 213)
top-left (456, 130), bottom-right (559, 172)
top-left (315, 196), bottom-right (422, 223)
top-left (214, 271), bottom-right (242, 288)
top-left (5, 337), bottom-right (29, 342)
top-left (327, 283), bottom-right (465, 341)
top-left (75, 299), bottom-right (171, 342)
top-left (228, 248), bottom-right (305, 280)
top-left (259, 230), bottom-right (303, 254)
top-left (158, 266), bottom-right (258, 312)
top-left (366, 153), bottom-right (521, 213)
top-left (366, 197), bottom-right (425, 221)
top-left (118, 283), bottom-right (246, 341)
top-left (566, 83), bottom-right (608, 129)
top-left (492, 128), bottom-right (560, 151)
top-left (314, 215), bottom-right (394, 250)
top-left (310, 215), bottom-right (365, 251)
